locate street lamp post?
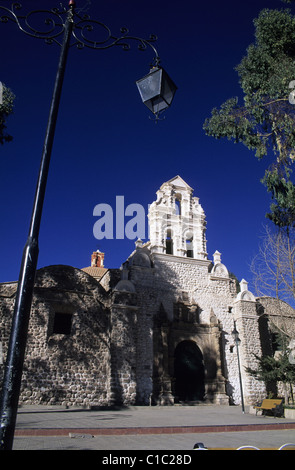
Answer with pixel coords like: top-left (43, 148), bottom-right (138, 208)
top-left (0, 1), bottom-right (176, 450)
top-left (232, 321), bottom-right (245, 413)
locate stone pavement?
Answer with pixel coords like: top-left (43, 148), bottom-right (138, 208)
top-left (10, 404), bottom-right (295, 451)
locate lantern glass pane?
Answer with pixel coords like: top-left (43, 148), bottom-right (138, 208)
top-left (136, 68), bottom-right (162, 102)
top-left (161, 70), bottom-right (177, 105)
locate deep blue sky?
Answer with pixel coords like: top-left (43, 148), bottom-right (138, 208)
top-left (0, 0), bottom-right (288, 291)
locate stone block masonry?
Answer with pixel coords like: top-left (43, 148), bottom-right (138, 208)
top-left (0, 266), bottom-right (112, 407)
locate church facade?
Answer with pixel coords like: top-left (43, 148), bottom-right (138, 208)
top-left (1, 176), bottom-right (294, 407)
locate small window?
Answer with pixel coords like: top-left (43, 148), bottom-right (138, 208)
top-left (53, 312), bottom-right (72, 335)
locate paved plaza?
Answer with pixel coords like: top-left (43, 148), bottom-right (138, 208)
top-left (10, 404), bottom-right (295, 451)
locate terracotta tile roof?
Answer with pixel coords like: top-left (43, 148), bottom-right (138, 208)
top-left (81, 266), bottom-right (108, 280)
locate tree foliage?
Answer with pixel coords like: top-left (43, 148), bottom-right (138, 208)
top-left (246, 332), bottom-right (295, 402)
top-left (0, 83), bottom-right (15, 145)
top-left (203, 8), bottom-right (295, 228)
top-left (247, 352), bottom-right (294, 385)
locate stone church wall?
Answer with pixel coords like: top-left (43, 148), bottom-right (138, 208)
top-left (0, 266), bottom-right (112, 407)
top-left (110, 289), bottom-right (138, 405)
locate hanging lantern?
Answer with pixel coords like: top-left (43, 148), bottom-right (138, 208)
top-left (136, 66), bottom-right (177, 118)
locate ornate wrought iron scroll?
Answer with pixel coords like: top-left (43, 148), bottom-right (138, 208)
top-left (0, 3), bottom-right (67, 44)
top-left (0, 2), bottom-right (160, 64)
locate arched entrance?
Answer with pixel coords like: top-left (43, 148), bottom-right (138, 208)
top-left (174, 340), bottom-right (205, 402)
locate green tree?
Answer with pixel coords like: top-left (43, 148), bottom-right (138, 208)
top-left (247, 332), bottom-right (295, 403)
top-left (203, 8), bottom-right (295, 228)
top-left (0, 83), bottom-right (15, 145)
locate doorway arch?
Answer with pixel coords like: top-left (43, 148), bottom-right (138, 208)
top-left (174, 340), bottom-right (205, 401)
